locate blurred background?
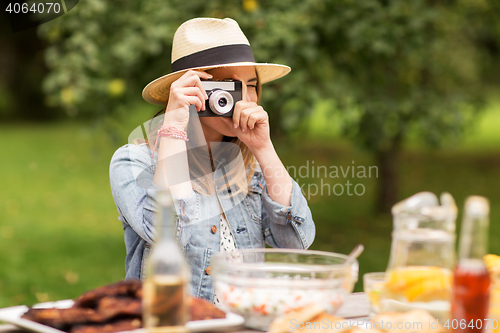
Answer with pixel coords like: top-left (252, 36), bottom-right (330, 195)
top-left (1, 0), bottom-right (500, 307)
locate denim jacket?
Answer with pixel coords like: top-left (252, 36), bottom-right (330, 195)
top-left (109, 143), bottom-right (315, 302)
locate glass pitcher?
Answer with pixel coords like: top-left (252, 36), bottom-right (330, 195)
top-left (380, 192), bottom-right (457, 322)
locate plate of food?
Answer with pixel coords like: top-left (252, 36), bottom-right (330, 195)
top-left (0, 280), bottom-right (244, 333)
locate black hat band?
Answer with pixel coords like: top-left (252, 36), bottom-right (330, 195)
top-left (171, 44), bottom-right (255, 72)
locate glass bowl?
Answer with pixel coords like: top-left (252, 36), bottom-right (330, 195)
top-left (211, 248), bottom-right (359, 330)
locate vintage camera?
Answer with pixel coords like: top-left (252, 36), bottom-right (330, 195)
top-left (197, 80), bottom-right (242, 117)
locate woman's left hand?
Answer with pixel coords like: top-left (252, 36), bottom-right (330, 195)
top-left (227, 101), bottom-right (272, 153)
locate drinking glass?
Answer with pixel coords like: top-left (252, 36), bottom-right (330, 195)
top-left (363, 272), bottom-right (386, 316)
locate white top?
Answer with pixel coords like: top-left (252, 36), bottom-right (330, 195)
top-left (219, 212), bottom-right (237, 253)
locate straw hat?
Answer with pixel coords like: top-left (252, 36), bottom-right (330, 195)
top-left (142, 17), bottom-right (291, 105)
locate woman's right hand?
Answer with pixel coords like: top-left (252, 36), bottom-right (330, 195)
top-left (164, 70), bottom-right (212, 130)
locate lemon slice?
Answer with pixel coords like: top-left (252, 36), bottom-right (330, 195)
top-left (484, 255), bottom-right (500, 333)
top-left (385, 267), bottom-right (452, 302)
top-left (367, 289), bottom-right (382, 307)
top-left (484, 254), bottom-right (500, 283)
top-left (406, 273), bottom-right (451, 302)
top-left (484, 254), bottom-right (500, 271)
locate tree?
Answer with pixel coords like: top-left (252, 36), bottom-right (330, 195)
top-left (0, 17), bottom-right (52, 120)
top-left (38, 0), bottom-right (499, 211)
top-left (304, 0), bottom-right (498, 212)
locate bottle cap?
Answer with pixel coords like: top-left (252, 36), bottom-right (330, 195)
top-left (465, 196), bottom-right (489, 217)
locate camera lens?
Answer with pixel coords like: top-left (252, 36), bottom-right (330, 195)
top-left (208, 89), bottom-right (234, 115)
top-left (218, 98), bottom-right (228, 108)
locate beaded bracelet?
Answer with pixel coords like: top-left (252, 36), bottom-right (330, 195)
top-left (159, 125), bottom-right (188, 141)
top-left (151, 125), bottom-right (188, 157)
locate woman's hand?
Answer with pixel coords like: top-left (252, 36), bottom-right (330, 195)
top-left (229, 101), bottom-right (273, 153)
top-left (230, 100), bottom-right (292, 207)
top-left (164, 70), bottom-right (212, 130)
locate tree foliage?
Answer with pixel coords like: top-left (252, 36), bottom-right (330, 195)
top-left (39, 0), bottom-right (498, 143)
top-left (311, 0), bottom-right (497, 150)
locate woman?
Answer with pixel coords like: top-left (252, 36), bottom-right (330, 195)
top-left (110, 17), bottom-right (315, 302)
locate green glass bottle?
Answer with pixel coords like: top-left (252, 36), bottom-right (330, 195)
top-left (142, 190), bottom-right (191, 333)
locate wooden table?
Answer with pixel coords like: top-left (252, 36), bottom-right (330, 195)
top-left (0, 293), bottom-right (370, 333)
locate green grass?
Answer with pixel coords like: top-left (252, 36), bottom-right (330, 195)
top-left (461, 97), bottom-right (500, 151)
top-left (1, 99), bottom-right (500, 309)
top-left (0, 122), bottom-right (126, 307)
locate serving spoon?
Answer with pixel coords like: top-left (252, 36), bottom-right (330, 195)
top-left (343, 243), bottom-right (364, 266)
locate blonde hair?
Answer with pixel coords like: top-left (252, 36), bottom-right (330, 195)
top-left (185, 123), bottom-right (256, 197)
